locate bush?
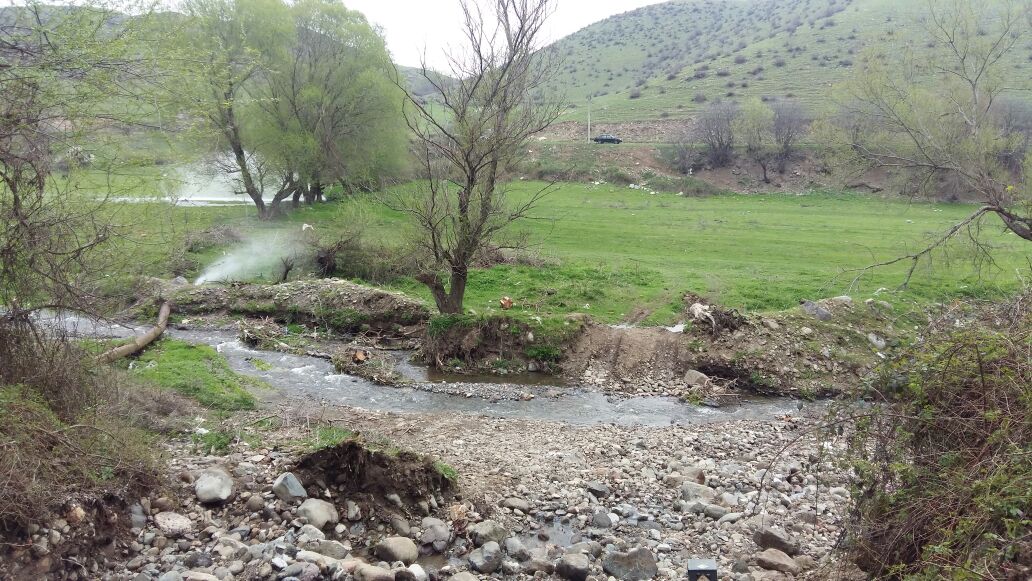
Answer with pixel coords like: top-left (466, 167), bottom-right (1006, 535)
top-left (734, 55), bottom-right (747, 64)
top-left (0, 322), bottom-right (190, 533)
top-left (846, 294), bottom-right (1032, 579)
top-left (629, 89), bottom-right (642, 99)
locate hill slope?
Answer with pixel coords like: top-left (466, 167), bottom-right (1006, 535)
top-left (547, 0), bottom-right (1032, 123)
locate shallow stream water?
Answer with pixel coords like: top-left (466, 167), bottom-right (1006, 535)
top-left (41, 312), bottom-right (821, 427)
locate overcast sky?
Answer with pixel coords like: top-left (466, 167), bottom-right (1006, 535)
top-left (344, 0), bottom-right (665, 69)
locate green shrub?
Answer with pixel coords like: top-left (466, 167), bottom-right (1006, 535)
top-left (847, 296), bottom-right (1031, 579)
top-left (524, 345), bottom-right (562, 362)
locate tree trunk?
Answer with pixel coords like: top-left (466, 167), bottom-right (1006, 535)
top-left (417, 266), bottom-right (468, 314)
top-left (95, 302), bottom-right (171, 364)
top-left (222, 100), bottom-right (266, 219)
top-left (443, 266), bottom-right (468, 314)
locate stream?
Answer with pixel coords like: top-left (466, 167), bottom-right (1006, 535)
top-left (41, 313), bottom-right (822, 427)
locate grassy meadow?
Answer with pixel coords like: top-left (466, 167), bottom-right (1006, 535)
top-left (138, 181), bottom-right (1029, 326)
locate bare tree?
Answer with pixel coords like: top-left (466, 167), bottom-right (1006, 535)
top-left (771, 100), bottom-right (807, 173)
top-left (1, 3), bottom-right (164, 325)
top-left (698, 101), bottom-right (739, 167)
top-left (828, 0), bottom-right (1032, 285)
top-left (390, 0), bottom-right (562, 314)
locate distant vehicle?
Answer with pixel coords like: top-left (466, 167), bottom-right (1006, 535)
top-left (592, 133), bottom-right (622, 144)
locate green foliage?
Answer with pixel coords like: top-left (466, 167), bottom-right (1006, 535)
top-left (847, 299), bottom-right (1032, 578)
top-left (246, 0), bottom-right (408, 190)
top-left (174, 0), bottom-right (406, 215)
top-left (301, 425), bottom-right (355, 451)
top-left (524, 345), bottom-right (562, 362)
top-left (191, 429), bottom-right (234, 455)
top-left (133, 339), bottom-right (258, 411)
top-left (434, 460), bottom-right (459, 482)
top-left (428, 314), bottom-right (477, 337)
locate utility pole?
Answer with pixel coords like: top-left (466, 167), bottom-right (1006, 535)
top-left (587, 96), bottom-right (591, 142)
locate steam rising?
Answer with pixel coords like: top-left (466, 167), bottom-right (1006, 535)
top-left (195, 230), bottom-right (304, 285)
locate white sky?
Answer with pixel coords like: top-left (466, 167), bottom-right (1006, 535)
top-left (0, 0), bottom-right (666, 68)
top-left (344, 0), bottom-right (666, 69)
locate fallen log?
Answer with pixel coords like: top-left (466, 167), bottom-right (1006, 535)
top-left (95, 302), bottom-right (172, 364)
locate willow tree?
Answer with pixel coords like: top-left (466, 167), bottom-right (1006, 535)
top-left (177, 0), bottom-right (293, 219)
top-left (393, 0), bottom-right (563, 314)
top-left (824, 0), bottom-right (1032, 284)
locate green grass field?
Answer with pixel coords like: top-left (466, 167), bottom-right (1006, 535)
top-left (252, 182), bottom-right (1027, 325)
top-left (108, 179), bottom-right (1028, 325)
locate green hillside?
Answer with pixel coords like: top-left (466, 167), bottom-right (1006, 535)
top-left (547, 0), bottom-right (1032, 123)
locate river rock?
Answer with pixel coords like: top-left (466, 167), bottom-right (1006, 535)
top-left (450, 574), bottom-right (478, 581)
top-left (355, 563), bottom-right (394, 581)
top-left (556, 553), bottom-right (591, 581)
top-left (602, 548), bottom-right (658, 580)
top-left (680, 481), bottom-right (714, 501)
top-left (504, 537), bottom-right (530, 561)
top-left (420, 517), bottom-right (450, 552)
top-left (592, 510), bottom-right (614, 528)
top-left (801, 300), bottom-right (833, 321)
top-left (754, 526), bottom-right (800, 556)
top-left (309, 539), bottom-right (350, 559)
top-left (272, 472), bottom-right (307, 502)
top-left (683, 369), bottom-right (709, 387)
top-left (501, 497), bottom-right (531, 513)
top-left (194, 468), bottom-right (234, 504)
top-left (756, 548), bottom-right (801, 574)
top-left (469, 519), bottom-right (507, 546)
top-left (868, 333), bottom-right (887, 350)
top-left (298, 498), bottom-right (339, 529)
top-left (469, 540), bottom-right (503, 573)
top-left (154, 512), bottom-right (193, 538)
top-left (586, 481), bottom-right (611, 498)
top-left (375, 536), bottom-right (418, 565)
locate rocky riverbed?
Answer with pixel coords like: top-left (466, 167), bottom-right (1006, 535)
top-left (7, 391), bottom-right (860, 581)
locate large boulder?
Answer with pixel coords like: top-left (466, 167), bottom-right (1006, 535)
top-left (420, 517), bottom-right (451, 552)
top-left (754, 526), bottom-right (800, 556)
top-left (555, 553), bottom-right (591, 581)
top-left (756, 548), bottom-right (801, 574)
top-left (469, 541), bottom-right (503, 573)
top-left (468, 519), bottom-right (507, 546)
top-left (602, 548), bottom-right (658, 581)
top-left (154, 512), bottom-right (193, 538)
top-left (298, 498), bottom-right (339, 530)
top-left (194, 468), bottom-right (234, 504)
top-left (375, 536), bottom-right (418, 565)
top-left (680, 481), bottom-right (715, 502)
top-left (272, 472), bottom-right (307, 503)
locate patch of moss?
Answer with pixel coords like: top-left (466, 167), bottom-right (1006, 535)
top-left (133, 339), bottom-right (258, 411)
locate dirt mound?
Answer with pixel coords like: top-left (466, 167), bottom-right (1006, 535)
top-left (564, 295), bottom-right (894, 399)
top-left (294, 439), bottom-right (455, 516)
top-left (169, 278), bottom-right (430, 335)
